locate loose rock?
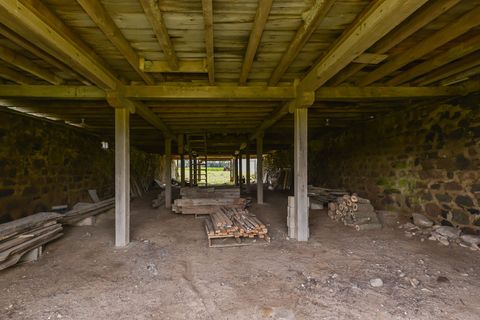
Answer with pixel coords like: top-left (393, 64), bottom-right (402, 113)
top-left (412, 213), bottom-right (434, 228)
top-left (370, 278), bottom-right (383, 287)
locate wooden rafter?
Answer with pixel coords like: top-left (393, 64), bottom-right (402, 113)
top-left (76, 0), bottom-right (155, 85)
top-left (0, 65), bottom-right (32, 84)
top-left (387, 33), bottom-right (480, 86)
top-left (268, 0), bottom-right (336, 86)
top-left (358, 5), bottom-right (480, 86)
top-left (239, 0), bottom-right (273, 85)
top-left (0, 44), bottom-right (63, 85)
top-left (139, 0), bottom-right (179, 71)
top-left (202, 0), bottom-right (215, 84)
top-left (329, 0), bottom-right (460, 86)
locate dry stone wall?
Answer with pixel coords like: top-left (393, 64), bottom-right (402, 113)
top-left (310, 98), bottom-right (480, 231)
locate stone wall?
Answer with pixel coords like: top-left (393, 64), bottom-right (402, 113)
top-left (311, 98), bottom-right (480, 231)
top-left (0, 109), bottom-right (161, 223)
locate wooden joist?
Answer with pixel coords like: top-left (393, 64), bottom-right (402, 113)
top-left (268, 0), bottom-right (336, 86)
top-left (139, 0), bottom-right (179, 71)
top-left (239, 0), bottom-right (273, 85)
top-left (202, 0), bottom-right (215, 84)
top-left (329, 0), bottom-right (460, 86)
top-left (76, 0), bottom-right (156, 85)
top-left (359, 5), bottom-right (480, 86)
top-left (0, 65), bottom-right (33, 84)
top-left (141, 59), bottom-right (207, 73)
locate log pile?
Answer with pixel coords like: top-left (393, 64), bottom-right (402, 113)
top-left (60, 197), bottom-right (115, 225)
top-left (327, 194), bottom-right (382, 231)
top-left (173, 198), bottom-right (247, 214)
top-left (0, 212), bottom-right (63, 270)
top-left (204, 206), bottom-right (269, 240)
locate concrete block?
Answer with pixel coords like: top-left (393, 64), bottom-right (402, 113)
top-left (20, 246), bottom-right (43, 263)
top-left (74, 216), bottom-right (96, 226)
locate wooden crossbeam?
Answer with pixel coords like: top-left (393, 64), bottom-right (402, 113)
top-left (239, 0), bottom-right (273, 85)
top-left (76, 0), bottom-right (155, 85)
top-left (329, 0), bottom-right (460, 86)
top-left (0, 65), bottom-right (33, 84)
top-left (268, 0), bottom-right (335, 86)
top-left (202, 0), bottom-right (215, 84)
top-left (299, 0), bottom-right (428, 92)
top-left (388, 34), bottom-right (480, 85)
top-left (140, 59), bottom-right (207, 73)
top-left (139, 0), bottom-right (179, 70)
top-left (359, 5), bottom-right (480, 86)
top-left (0, 24), bottom-right (90, 85)
top-left (0, 45), bottom-right (63, 85)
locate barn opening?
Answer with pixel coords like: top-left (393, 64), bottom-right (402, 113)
top-left (0, 1), bottom-right (479, 319)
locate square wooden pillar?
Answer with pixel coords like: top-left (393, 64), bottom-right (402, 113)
top-left (239, 153), bottom-right (243, 189)
top-left (294, 107), bottom-right (309, 241)
top-left (179, 135), bottom-right (185, 187)
top-left (234, 156), bottom-right (239, 185)
top-left (256, 136), bottom-right (263, 204)
top-left (246, 153), bottom-right (251, 192)
top-left (189, 153), bottom-right (193, 185)
top-left (115, 107), bottom-right (130, 247)
top-left (165, 137), bottom-right (172, 209)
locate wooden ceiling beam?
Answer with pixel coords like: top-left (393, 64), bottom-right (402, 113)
top-left (329, 0), bottom-right (460, 86)
top-left (141, 59), bottom-right (207, 73)
top-left (0, 65), bottom-right (33, 84)
top-left (388, 33), bottom-right (480, 85)
top-left (239, 0), bottom-right (273, 85)
top-left (268, 0), bottom-right (336, 86)
top-left (139, 0), bottom-right (179, 71)
top-left (202, 0), bottom-right (215, 84)
top-left (76, 0), bottom-right (156, 85)
top-left (0, 45), bottom-right (63, 85)
top-left (0, 24), bottom-right (91, 85)
top-left (359, 5), bottom-right (480, 86)
top-left (299, 0), bottom-right (428, 92)
top-left (0, 0), bottom-right (119, 89)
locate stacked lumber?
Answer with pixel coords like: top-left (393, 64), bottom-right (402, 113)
top-left (0, 212), bottom-right (63, 270)
top-left (308, 186), bottom-right (349, 203)
top-left (173, 198), bottom-right (247, 214)
top-left (180, 187), bottom-right (240, 199)
top-left (204, 206), bottom-right (269, 240)
top-left (327, 194), bottom-right (382, 231)
top-left (60, 197), bottom-right (114, 225)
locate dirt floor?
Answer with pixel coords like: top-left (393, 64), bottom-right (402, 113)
top-left (1, 190), bottom-right (479, 320)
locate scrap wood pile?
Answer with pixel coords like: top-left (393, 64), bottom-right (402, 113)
top-left (328, 194), bottom-right (382, 231)
top-left (60, 197), bottom-right (115, 225)
top-left (308, 186), bottom-right (349, 203)
top-left (173, 187), bottom-right (246, 214)
top-left (205, 206), bottom-right (269, 241)
top-left (0, 212), bottom-right (63, 270)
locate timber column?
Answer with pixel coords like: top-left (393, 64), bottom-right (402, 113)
top-left (179, 134), bottom-right (185, 187)
top-left (239, 152), bottom-right (243, 189)
top-left (165, 137), bottom-right (172, 209)
top-left (256, 135), bottom-right (263, 204)
top-left (246, 153), bottom-right (251, 192)
top-left (115, 107), bottom-right (130, 247)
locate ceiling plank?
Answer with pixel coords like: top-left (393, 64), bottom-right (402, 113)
top-left (268, 0), bottom-right (336, 86)
top-left (329, 0), bottom-right (460, 86)
top-left (0, 44), bottom-right (63, 85)
top-left (387, 33), bottom-right (480, 85)
top-left (0, 65), bottom-right (33, 84)
top-left (0, 0), bottom-right (119, 89)
top-left (139, 0), bottom-right (179, 71)
top-left (239, 0), bottom-right (273, 85)
top-left (202, 0), bottom-right (215, 84)
top-left (141, 59), bottom-right (207, 73)
top-left (76, 0), bottom-right (155, 85)
top-left (299, 0), bottom-right (429, 92)
top-left (358, 5), bottom-right (480, 86)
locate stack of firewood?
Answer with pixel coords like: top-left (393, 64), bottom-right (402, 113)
top-left (328, 194), bottom-right (381, 231)
top-left (205, 206), bottom-right (269, 240)
top-left (0, 212), bottom-right (63, 270)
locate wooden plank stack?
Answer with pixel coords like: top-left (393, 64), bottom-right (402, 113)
top-left (0, 212), bottom-right (63, 270)
top-left (60, 197), bottom-right (114, 225)
top-left (204, 206), bottom-right (269, 240)
top-left (180, 187), bottom-right (240, 199)
top-left (327, 194), bottom-right (382, 231)
top-left (308, 186), bottom-right (349, 203)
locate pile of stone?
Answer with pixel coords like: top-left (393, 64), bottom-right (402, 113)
top-left (400, 213), bottom-right (480, 251)
top-left (327, 194), bottom-right (381, 231)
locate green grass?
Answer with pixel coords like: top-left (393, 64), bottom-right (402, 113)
top-left (181, 168), bottom-right (233, 185)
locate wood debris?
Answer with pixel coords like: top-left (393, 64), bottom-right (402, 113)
top-left (173, 187), bottom-right (245, 214)
top-left (60, 197), bottom-right (114, 225)
top-left (0, 212), bottom-right (63, 270)
top-left (327, 194), bottom-right (381, 230)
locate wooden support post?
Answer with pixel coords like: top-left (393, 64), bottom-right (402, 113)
top-left (115, 107), bottom-right (130, 247)
top-left (234, 156), bottom-right (239, 186)
top-left (239, 153), bottom-right (243, 189)
top-left (193, 156), bottom-right (197, 186)
top-left (179, 134), bottom-right (185, 187)
top-left (256, 136), bottom-right (264, 204)
top-left (165, 137), bottom-right (172, 209)
top-left (294, 108), bottom-right (308, 241)
top-left (246, 153), bottom-right (251, 192)
top-left (189, 154), bottom-right (193, 185)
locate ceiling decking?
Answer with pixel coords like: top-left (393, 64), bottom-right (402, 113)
top-left (0, 0), bottom-right (479, 154)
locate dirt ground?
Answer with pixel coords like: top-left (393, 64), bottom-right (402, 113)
top-left (1, 190), bottom-right (479, 320)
